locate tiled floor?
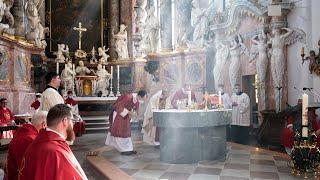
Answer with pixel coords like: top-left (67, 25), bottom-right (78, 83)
top-left (100, 140), bottom-right (308, 180)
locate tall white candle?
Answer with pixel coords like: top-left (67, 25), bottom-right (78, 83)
top-left (72, 64), bottom-right (75, 72)
top-left (302, 93), bottom-right (309, 137)
top-left (56, 62), bottom-right (59, 74)
top-left (110, 66), bottom-right (113, 79)
top-left (117, 65), bottom-right (120, 81)
top-left (218, 91), bottom-right (222, 105)
top-left (188, 91), bottom-right (192, 106)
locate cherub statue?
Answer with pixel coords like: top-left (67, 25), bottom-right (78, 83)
top-left (55, 44), bottom-right (66, 63)
top-left (75, 60), bottom-right (91, 76)
top-left (0, 0), bottom-right (14, 35)
top-left (98, 46), bottom-right (110, 64)
top-left (90, 47), bottom-right (98, 64)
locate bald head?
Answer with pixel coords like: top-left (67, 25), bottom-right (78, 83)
top-left (31, 111), bottom-right (48, 131)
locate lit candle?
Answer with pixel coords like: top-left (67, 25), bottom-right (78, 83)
top-left (56, 62), bottom-right (59, 74)
top-left (301, 47), bottom-right (304, 55)
top-left (302, 93), bottom-right (308, 137)
top-left (188, 90), bottom-right (192, 106)
top-left (117, 65), bottom-right (120, 81)
top-left (218, 91), bottom-right (222, 105)
top-left (72, 64), bottom-right (75, 72)
top-left (110, 66), bottom-right (113, 79)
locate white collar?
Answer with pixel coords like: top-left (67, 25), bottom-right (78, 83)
top-left (46, 127), bottom-right (66, 140)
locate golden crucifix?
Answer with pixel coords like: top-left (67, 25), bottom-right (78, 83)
top-left (73, 22), bottom-right (87, 50)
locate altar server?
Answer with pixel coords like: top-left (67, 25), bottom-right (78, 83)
top-left (217, 84), bottom-right (232, 108)
top-left (142, 90), bottom-right (171, 147)
top-left (0, 98), bottom-right (14, 139)
top-left (65, 91), bottom-right (85, 137)
top-left (106, 90), bottom-right (147, 155)
top-left (30, 93), bottom-right (42, 111)
top-left (39, 72), bottom-right (64, 111)
top-left (171, 84), bottom-right (196, 109)
top-left (229, 84), bottom-right (250, 144)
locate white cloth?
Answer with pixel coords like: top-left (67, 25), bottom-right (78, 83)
top-left (142, 90), bottom-right (171, 145)
top-left (231, 93), bottom-right (250, 126)
top-left (105, 112), bottom-right (133, 152)
top-left (221, 93), bottom-right (232, 109)
top-left (39, 88), bottom-right (64, 111)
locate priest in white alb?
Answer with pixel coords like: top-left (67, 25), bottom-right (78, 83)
top-left (229, 84), bottom-right (250, 144)
top-left (142, 90), bottom-right (171, 147)
top-left (39, 72), bottom-right (65, 111)
top-left (217, 84), bottom-right (232, 108)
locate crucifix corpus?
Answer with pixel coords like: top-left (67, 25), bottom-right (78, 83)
top-left (74, 22), bottom-right (88, 58)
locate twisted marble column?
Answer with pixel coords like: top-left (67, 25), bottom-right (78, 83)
top-left (12, 0), bottom-right (26, 37)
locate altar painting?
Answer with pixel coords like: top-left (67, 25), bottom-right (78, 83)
top-left (14, 55), bottom-right (27, 84)
top-left (47, 0), bottom-right (104, 53)
top-left (0, 51), bottom-right (9, 81)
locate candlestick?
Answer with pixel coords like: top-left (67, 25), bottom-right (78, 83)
top-left (301, 47), bottom-right (304, 55)
top-left (109, 66), bottom-right (114, 97)
top-left (72, 64), bottom-right (75, 72)
top-left (302, 93), bottom-right (308, 137)
top-left (116, 65), bottom-right (121, 97)
top-left (56, 62), bottom-right (59, 74)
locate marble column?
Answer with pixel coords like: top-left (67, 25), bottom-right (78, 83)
top-left (175, 0), bottom-right (192, 49)
top-left (12, 0), bottom-right (26, 37)
top-left (160, 0), bottom-right (172, 51)
top-left (108, 0), bottom-right (120, 60)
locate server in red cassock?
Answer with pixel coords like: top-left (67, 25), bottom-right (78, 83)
top-left (171, 84), bottom-right (196, 109)
top-left (105, 90), bottom-right (147, 155)
top-left (18, 104), bottom-right (87, 180)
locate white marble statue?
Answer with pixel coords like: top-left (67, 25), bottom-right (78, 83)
top-left (95, 64), bottom-right (111, 97)
top-left (75, 60), bottom-right (91, 76)
top-left (112, 24), bottom-right (129, 60)
top-left (60, 62), bottom-right (76, 96)
top-left (269, 27), bottom-right (293, 112)
top-left (25, 0), bottom-right (49, 48)
top-left (90, 47), bottom-right (98, 64)
top-left (55, 44), bottom-right (68, 63)
top-left (98, 46), bottom-right (110, 64)
top-left (213, 42), bottom-right (229, 90)
top-left (143, 7), bottom-right (159, 53)
top-left (191, 0), bottom-right (209, 48)
top-left (251, 30), bottom-right (269, 110)
top-left (229, 35), bottom-right (244, 90)
top-left (0, 0), bottom-right (14, 35)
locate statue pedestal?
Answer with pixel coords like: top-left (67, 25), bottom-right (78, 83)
top-left (75, 76), bottom-right (97, 96)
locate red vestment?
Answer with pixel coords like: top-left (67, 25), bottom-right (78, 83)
top-left (6, 124), bottom-right (38, 180)
top-left (65, 98), bottom-right (78, 106)
top-left (0, 107), bottom-right (13, 125)
top-left (282, 110), bottom-right (319, 149)
top-left (171, 89), bottom-right (196, 108)
top-left (18, 130), bottom-right (87, 180)
top-left (30, 100), bottom-right (40, 110)
top-left (109, 94), bottom-right (139, 138)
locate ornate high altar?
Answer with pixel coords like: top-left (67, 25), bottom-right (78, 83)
top-left (75, 76), bottom-right (97, 96)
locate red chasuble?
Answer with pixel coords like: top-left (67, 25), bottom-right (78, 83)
top-left (6, 124), bottom-right (38, 180)
top-left (0, 107), bottom-right (13, 125)
top-left (18, 130), bottom-right (87, 180)
top-left (30, 100), bottom-right (40, 110)
top-left (109, 94), bottom-right (139, 138)
top-left (65, 98), bottom-right (78, 106)
top-left (171, 88), bottom-right (196, 108)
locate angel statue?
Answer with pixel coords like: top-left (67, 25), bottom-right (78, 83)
top-left (229, 34), bottom-right (246, 90)
top-left (250, 30), bottom-right (269, 110)
top-left (213, 41), bottom-right (229, 90)
top-left (268, 27), bottom-right (305, 112)
top-left (60, 62), bottom-right (76, 96)
top-left (90, 47), bottom-right (98, 64)
top-left (55, 44), bottom-right (66, 63)
top-left (94, 64), bottom-right (111, 97)
top-left (0, 0), bottom-right (14, 35)
top-left (98, 46), bottom-right (110, 64)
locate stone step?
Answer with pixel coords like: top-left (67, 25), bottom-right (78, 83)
top-left (86, 122), bottom-right (109, 128)
top-left (82, 116), bottom-right (108, 121)
top-left (86, 127), bottom-right (109, 134)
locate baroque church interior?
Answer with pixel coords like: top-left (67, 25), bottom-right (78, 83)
top-left (1, 0), bottom-right (320, 179)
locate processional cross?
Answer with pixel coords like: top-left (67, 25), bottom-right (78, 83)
top-left (73, 22), bottom-right (87, 50)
